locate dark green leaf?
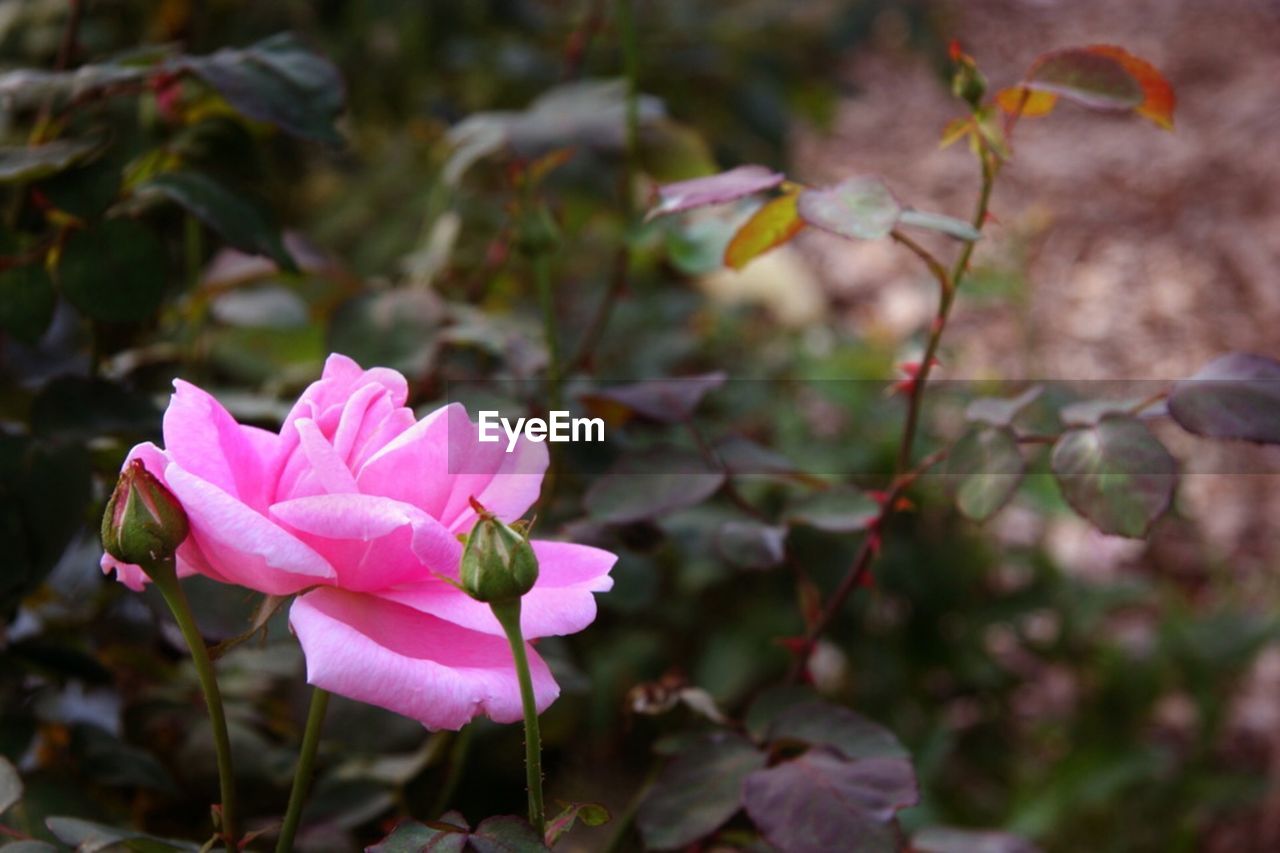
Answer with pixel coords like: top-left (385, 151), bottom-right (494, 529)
top-left (742, 750), bottom-right (918, 853)
top-left (0, 138), bottom-right (101, 183)
top-left (787, 487), bottom-right (879, 533)
top-left (715, 520), bottom-right (787, 570)
top-left (1059, 397), bottom-right (1151, 427)
top-left (766, 702), bottom-right (909, 761)
top-left (130, 171), bottom-right (296, 270)
top-left (584, 449), bottom-right (725, 524)
top-left (72, 725), bottom-right (174, 791)
top-left (637, 733), bottom-right (766, 850)
top-left (30, 377), bottom-right (162, 442)
top-left (0, 842), bottom-right (61, 852)
top-left (0, 262), bottom-right (56, 345)
top-left (58, 219), bottom-right (167, 324)
top-left (945, 426), bottom-right (1025, 522)
top-left (1168, 352), bottom-right (1280, 444)
top-left (797, 176), bottom-right (900, 241)
top-left (180, 33), bottom-right (345, 144)
top-left (1051, 415), bottom-right (1176, 538)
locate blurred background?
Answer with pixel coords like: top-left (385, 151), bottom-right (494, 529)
top-left (2, 0), bottom-right (1279, 850)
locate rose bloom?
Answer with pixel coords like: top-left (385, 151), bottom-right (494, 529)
top-left (102, 354), bottom-right (616, 729)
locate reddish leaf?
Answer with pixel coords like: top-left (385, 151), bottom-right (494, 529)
top-left (1002, 45), bottom-right (1175, 130)
top-left (1023, 46), bottom-right (1144, 111)
top-left (1086, 45), bottom-right (1176, 129)
top-left (724, 193), bottom-right (805, 270)
top-left (647, 165), bottom-right (784, 219)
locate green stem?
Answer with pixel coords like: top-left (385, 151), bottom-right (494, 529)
top-left (151, 562), bottom-right (239, 847)
top-left (490, 599), bottom-right (545, 837)
top-left (275, 687), bottom-right (330, 853)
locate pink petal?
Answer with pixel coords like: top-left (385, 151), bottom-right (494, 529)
top-left (163, 381), bottom-right (278, 511)
top-left (165, 465), bottom-right (336, 595)
top-left (379, 540), bottom-right (616, 639)
top-left (270, 494), bottom-right (460, 591)
top-left (285, 354), bottom-right (409, 431)
top-left (294, 419), bottom-right (359, 494)
top-left (356, 403), bottom-right (547, 531)
top-left (290, 588), bottom-right (558, 730)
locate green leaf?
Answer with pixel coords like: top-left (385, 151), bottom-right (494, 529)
top-left (742, 750), bottom-right (918, 853)
top-left (945, 426), bottom-right (1026, 522)
top-left (0, 262), bottom-right (56, 345)
top-left (58, 219), bottom-right (167, 324)
top-left (715, 519), bottom-right (787, 570)
top-left (0, 755), bottom-right (20, 814)
top-left (180, 33), bottom-right (345, 144)
top-left (765, 701), bottom-right (910, 761)
top-left (30, 376), bottom-right (162, 441)
top-left (1059, 397), bottom-right (1154, 427)
top-left (0, 138), bottom-right (101, 183)
top-left (584, 449), bottom-right (725, 524)
top-left (544, 802), bottom-right (610, 847)
top-left (797, 176), bottom-right (900, 241)
top-left (130, 171), bottom-right (296, 271)
top-left (787, 486), bottom-right (879, 533)
top-left (898, 209), bottom-right (981, 241)
top-left (1168, 352), bottom-right (1280, 444)
top-left (637, 733), bottom-right (766, 850)
top-left (1050, 415), bottom-right (1177, 538)
top-left (966, 386), bottom-right (1042, 427)
top-left (649, 165), bottom-right (784, 218)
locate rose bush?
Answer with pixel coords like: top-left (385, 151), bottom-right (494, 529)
top-left (101, 354), bottom-right (616, 729)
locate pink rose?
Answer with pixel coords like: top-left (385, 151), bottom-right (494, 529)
top-left (102, 354), bottom-right (616, 730)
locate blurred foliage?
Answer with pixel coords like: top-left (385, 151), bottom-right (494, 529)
top-left (0, 1), bottom-right (1275, 851)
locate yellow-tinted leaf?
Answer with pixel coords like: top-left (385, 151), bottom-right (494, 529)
top-left (724, 193), bottom-right (805, 270)
top-left (994, 87), bottom-right (1058, 118)
top-left (939, 117), bottom-right (974, 149)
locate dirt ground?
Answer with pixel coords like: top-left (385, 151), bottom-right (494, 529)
top-left (790, 0), bottom-right (1280, 845)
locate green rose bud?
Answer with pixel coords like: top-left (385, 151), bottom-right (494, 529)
top-left (101, 459), bottom-right (190, 568)
top-left (459, 499), bottom-right (539, 604)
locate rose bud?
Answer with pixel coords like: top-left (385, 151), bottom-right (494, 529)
top-left (459, 498), bottom-right (539, 604)
top-left (101, 458), bottom-right (189, 568)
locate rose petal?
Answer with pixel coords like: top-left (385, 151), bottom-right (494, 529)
top-left (165, 465), bottom-right (336, 594)
top-left (270, 493), bottom-right (460, 590)
top-left (290, 588), bottom-right (558, 730)
top-left (163, 381), bottom-right (278, 511)
top-left (286, 353), bottom-right (409, 430)
top-left (294, 418), bottom-right (359, 494)
top-left (379, 540), bottom-right (616, 639)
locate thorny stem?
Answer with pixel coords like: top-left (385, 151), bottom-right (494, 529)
top-left (790, 152), bottom-right (999, 680)
top-left (491, 599), bottom-right (545, 837)
top-left (275, 687), bottom-right (330, 853)
top-left (569, 0), bottom-right (639, 372)
top-left (896, 154), bottom-right (997, 475)
top-left (151, 561), bottom-right (240, 846)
